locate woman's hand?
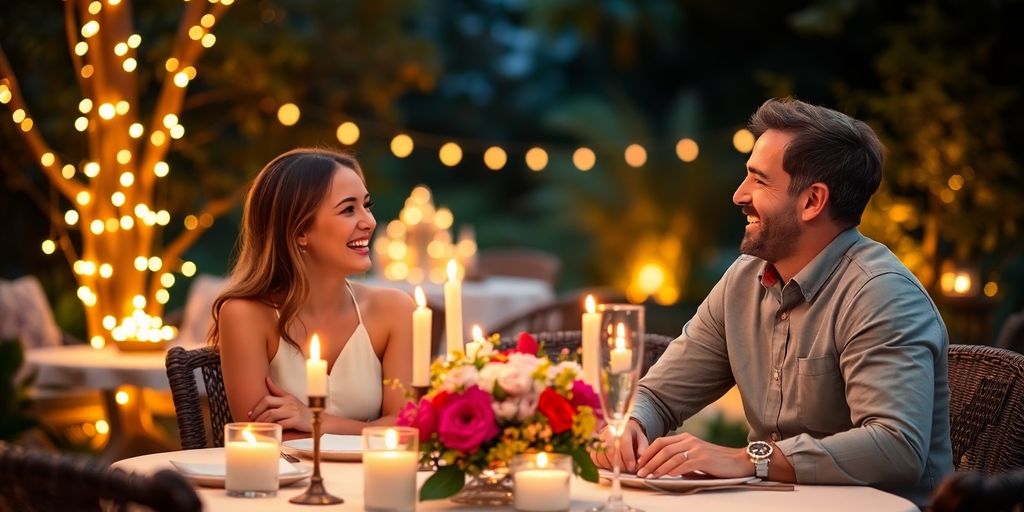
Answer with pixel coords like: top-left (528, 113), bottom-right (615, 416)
top-left (249, 377), bottom-right (313, 432)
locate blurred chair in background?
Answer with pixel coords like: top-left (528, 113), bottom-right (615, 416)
top-left (499, 330), bottom-right (675, 378)
top-left (0, 442), bottom-right (201, 512)
top-left (996, 310), bottom-right (1024, 355)
top-left (476, 248), bottom-right (561, 286)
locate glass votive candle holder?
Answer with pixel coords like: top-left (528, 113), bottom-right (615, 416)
top-left (224, 422), bottom-right (282, 498)
top-left (511, 452), bottom-right (572, 512)
top-left (362, 426), bottom-right (419, 511)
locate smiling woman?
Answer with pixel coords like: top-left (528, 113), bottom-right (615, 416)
top-left (208, 148), bottom-right (415, 439)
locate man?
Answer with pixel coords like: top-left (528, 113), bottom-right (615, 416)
top-left (593, 97), bottom-right (952, 507)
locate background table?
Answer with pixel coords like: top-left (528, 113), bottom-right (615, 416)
top-left (114, 448), bottom-right (919, 512)
top-left (27, 344), bottom-right (176, 462)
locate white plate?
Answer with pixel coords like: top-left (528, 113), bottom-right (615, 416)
top-left (170, 459), bottom-right (312, 488)
top-left (598, 469), bottom-right (756, 491)
top-left (282, 434), bottom-right (362, 462)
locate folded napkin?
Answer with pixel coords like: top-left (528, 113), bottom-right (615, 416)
top-left (170, 459), bottom-right (302, 477)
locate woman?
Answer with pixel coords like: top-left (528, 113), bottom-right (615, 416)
top-left (209, 148), bottom-right (414, 438)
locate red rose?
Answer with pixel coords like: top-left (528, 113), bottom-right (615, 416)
top-left (515, 332), bottom-right (539, 355)
top-left (538, 388), bottom-right (574, 433)
top-left (432, 390), bottom-right (453, 411)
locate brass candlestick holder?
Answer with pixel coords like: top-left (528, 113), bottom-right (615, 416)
top-left (289, 396), bottom-right (344, 505)
top-left (412, 385), bottom-right (429, 400)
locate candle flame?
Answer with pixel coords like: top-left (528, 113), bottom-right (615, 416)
top-left (385, 428), bottom-right (399, 450)
top-left (537, 451), bottom-right (548, 468)
top-left (447, 259), bottom-right (458, 281)
top-left (585, 294), bottom-right (596, 314)
top-left (471, 324), bottom-right (484, 342)
top-left (615, 322), bottom-right (626, 350)
top-left (310, 334), bottom-right (321, 361)
top-left (414, 286), bottom-right (427, 308)
top-left (242, 428), bottom-right (257, 444)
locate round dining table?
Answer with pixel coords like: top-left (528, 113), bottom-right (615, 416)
top-left (113, 448), bottom-right (919, 512)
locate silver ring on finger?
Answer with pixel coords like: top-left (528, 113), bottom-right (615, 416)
top-left (683, 450), bottom-right (689, 460)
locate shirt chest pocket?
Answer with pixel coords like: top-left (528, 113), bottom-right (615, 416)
top-left (795, 356), bottom-right (851, 435)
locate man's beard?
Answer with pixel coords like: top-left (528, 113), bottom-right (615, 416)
top-left (740, 206), bottom-right (801, 263)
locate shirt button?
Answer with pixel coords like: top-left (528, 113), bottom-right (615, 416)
top-left (771, 432), bottom-right (780, 442)
top-left (773, 369), bottom-right (780, 381)
top-left (780, 312), bottom-right (789, 321)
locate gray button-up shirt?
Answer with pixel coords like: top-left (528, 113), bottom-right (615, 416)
top-left (633, 228), bottom-right (952, 507)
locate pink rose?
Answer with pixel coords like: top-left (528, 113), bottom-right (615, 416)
top-left (438, 386), bottom-right (499, 453)
top-left (397, 398), bottom-right (438, 442)
top-left (515, 332), bottom-right (539, 355)
top-left (571, 379), bottom-right (603, 420)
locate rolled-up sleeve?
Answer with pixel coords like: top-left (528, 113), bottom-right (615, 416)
top-left (632, 270), bottom-right (735, 439)
top-left (775, 273), bottom-right (945, 485)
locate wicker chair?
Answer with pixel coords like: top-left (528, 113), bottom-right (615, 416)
top-left (488, 297), bottom-right (588, 338)
top-left (0, 443), bottom-right (201, 512)
top-left (166, 346), bottom-right (231, 449)
top-left (500, 330), bottom-right (675, 378)
top-left (947, 344), bottom-right (1024, 473)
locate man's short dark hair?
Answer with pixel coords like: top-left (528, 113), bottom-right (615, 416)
top-left (749, 97), bottom-right (884, 228)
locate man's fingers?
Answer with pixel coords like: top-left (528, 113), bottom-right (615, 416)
top-left (637, 439), bottom-right (690, 478)
top-left (649, 448), bottom-right (693, 478)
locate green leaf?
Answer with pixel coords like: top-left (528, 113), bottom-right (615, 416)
top-left (419, 465), bottom-right (465, 501)
top-left (570, 447), bottom-right (599, 483)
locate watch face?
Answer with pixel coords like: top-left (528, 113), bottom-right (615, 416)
top-left (748, 442), bottom-right (772, 457)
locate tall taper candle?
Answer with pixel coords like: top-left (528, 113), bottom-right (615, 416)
top-left (581, 295), bottom-right (601, 390)
top-left (306, 334), bottom-right (328, 397)
top-left (412, 286), bottom-right (432, 387)
top-left (444, 259), bottom-right (464, 357)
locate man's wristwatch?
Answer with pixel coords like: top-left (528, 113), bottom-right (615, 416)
top-left (746, 441), bottom-right (774, 478)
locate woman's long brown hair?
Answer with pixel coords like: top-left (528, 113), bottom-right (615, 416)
top-left (207, 148), bottom-right (364, 351)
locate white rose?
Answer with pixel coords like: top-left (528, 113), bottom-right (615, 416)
top-left (441, 364), bottom-right (479, 393)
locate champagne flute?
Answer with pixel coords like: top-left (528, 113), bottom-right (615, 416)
top-left (591, 304), bottom-right (644, 512)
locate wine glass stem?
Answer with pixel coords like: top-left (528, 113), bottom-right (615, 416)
top-left (609, 431), bottom-right (624, 507)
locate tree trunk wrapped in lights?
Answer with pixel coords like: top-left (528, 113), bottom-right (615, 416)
top-left (0, 0), bottom-right (235, 349)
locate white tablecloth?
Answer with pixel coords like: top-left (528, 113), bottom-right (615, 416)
top-left (114, 448), bottom-right (917, 512)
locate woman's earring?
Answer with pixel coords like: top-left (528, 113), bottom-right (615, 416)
top-left (298, 245), bottom-right (307, 254)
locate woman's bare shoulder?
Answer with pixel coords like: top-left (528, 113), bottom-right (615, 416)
top-left (218, 298), bottom-right (277, 332)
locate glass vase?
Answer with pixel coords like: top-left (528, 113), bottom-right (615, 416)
top-left (450, 467), bottom-right (513, 506)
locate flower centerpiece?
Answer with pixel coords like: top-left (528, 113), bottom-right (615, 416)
top-left (398, 332), bottom-right (603, 501)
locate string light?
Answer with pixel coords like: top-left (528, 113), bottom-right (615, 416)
top-left (79, 99), bottom-right (93, 113)
top-left (336, 122), bottom-right (359, 145)
top-left (62, 165), bottom-right (76, 178)
top-left (573, 147), bottom-right (596, 171)
top-left (181, 261), bottom-right (197, 277)
top-left (129, 123), bottom-right (144, 138)
top-left (277, 103), bottom-right (300, 126)
top-left (117, 149), bottom-right (132, 164)
top-left (676, 138), bottom-right (699, 162)
top-left (201, 34), bottom-right (216, 48)
top-left (74, 42), bottom-right (89, 56)
top-left (114, 42), bottom-right (128, 56)
top-left (99, 263), bottom-right (113, 278)
top-left (41, 240), bottom-right (56, 254)
top-left (65, 210), bottom-right (79, 225)
top-left (624, 144), bottom-right (647, 168)
top-left (150, 131), bottom-right (167, 146)
top-left (483, 146), bottom-right (506, 171)
top-left (111, 191), bottom-right (126, 206)
top-left (165, 58), bottom-right (179, 72)
top-left (98, 103), bottom-right (115, 120)
top-left (153, 161), bottom-right (169, 177)
top-left (391, 134), bottom-right (414, 158)
top-left (127, 34), bottom-right (141, 48)
top-left (88, 1), bottom-right (102, 14)
top-left (81, 21), bottom-right (100, 38)
top-left (525, 147), bottom-right (548, 172)
top-left (173, 72), bottom-right (189, 88)
top-left (76, 191), bottom-right (91, 206)
top-left (439, 142), bottom-right (462, 167)
top-left (733, 128), bottom-right (755, 153)
top-left (200, 14), bottom-right (217, 28)
top-left (122, 58), bottom-right (137, 72)
top-left (84, 162), bottom-right (100, 177)
top-left (184, 215), bottom-right (198, 230)
top-left (119, 172), bottom-right (135, 187)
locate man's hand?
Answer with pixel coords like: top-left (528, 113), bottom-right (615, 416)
top-left (248, 377), bottom-right (313, 432)
top-left (635, 432), bottom-right (751, 479)
top-left (590, 419), bottom-right (649, 473)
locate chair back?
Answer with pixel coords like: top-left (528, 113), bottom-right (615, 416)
top-left (501, 330), bottom-right (675, 378)
top-left (488, 298), bottom-right (586, 338)
top-left (0, 443), bottom-right (201, 512)
top-left (166, 346), bottom-right (231, 449)
top-left (948, 344), bottom-right (1024, 473)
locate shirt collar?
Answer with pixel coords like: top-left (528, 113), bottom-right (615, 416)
top-left (756, 227), bottom-right (862, 303)
top-left (789, 227), bottom-right (863, 303)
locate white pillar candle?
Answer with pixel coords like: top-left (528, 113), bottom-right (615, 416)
top-left (225, 430), bottom-right (279, 494)
top-left (444, 259), bottom-right (464, 357)
top-left (306, 334), bottom-right (328, 397)
top-left (412, 286), bottom-right (432, 387)
top-left (363, 429), bottom-right (418, 511)
top-left (581, 295), bottom-right (600, 390)
top-left (609, 322), bottom-right (633, 374)
top-left (513, 453), bottom-right (571, 512)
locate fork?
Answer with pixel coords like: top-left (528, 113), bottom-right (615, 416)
top-left (280, 451), bottom-right (301, 463)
